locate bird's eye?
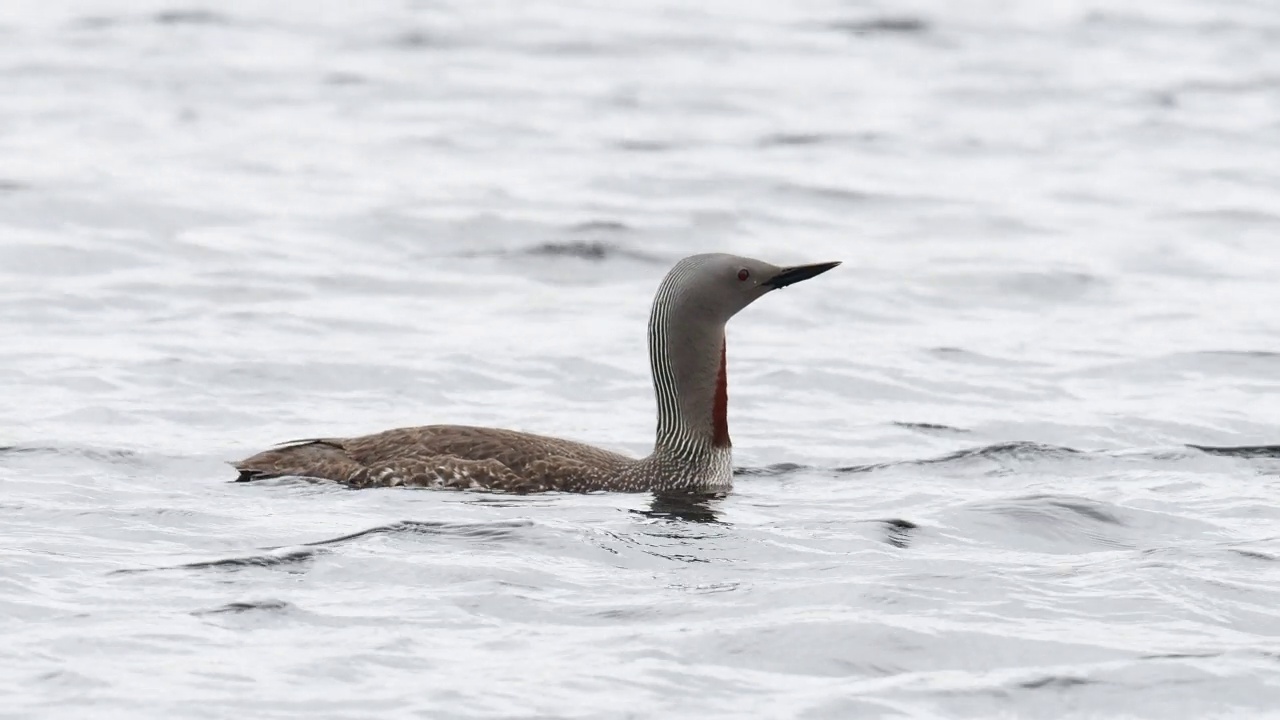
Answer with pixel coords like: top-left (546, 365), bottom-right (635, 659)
top-left (737, 269), bottom-right (750, 281)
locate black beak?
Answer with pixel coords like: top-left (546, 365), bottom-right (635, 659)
top-left (764, 261), bottom-right (842, 289)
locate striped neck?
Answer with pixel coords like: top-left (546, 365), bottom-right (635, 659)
top-left (647, 273), bottom-right (732, 460)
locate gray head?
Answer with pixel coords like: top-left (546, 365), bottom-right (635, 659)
top-left (654, 253), bottom-right (841, 326)
top-left (645, 253), bottom-right (840, 462)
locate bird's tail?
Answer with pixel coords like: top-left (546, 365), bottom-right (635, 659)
top-left (232, 439), bottom-right (357, 482)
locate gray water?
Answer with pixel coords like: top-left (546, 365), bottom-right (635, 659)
top-left (2, 1), bottom-right (1280, 717)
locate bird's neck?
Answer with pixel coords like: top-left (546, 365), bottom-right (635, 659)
top-left (647, 304), bottom-right (731, 459)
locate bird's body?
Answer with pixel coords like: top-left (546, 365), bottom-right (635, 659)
top-left (236, 426), bottom-right (731, 494)
top-left (234, 253), bottom-right (838, 494)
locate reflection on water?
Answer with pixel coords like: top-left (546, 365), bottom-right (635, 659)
top-left (634, 492), bottom-right (726, 524)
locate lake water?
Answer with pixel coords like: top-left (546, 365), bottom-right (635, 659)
top-left (2, 0), bottom-right (1279, 717)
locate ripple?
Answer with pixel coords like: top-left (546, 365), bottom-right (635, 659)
top-left (893, 421), bottom-right (972, 435)
top-left (113, 548), bottom-right (323, 574)
top-left (838, 441), bottom-right (1086, 474)
top-left (152, 9), bottom-right (227, 25)
top-left (191, 599), bottom-right (294, 616)
top-left (828, 17), bottom-right (931, 37)
top-left (299, 519), bottom-right (536, 545)
top-left (1188, 444), bottom-right (1280, 459)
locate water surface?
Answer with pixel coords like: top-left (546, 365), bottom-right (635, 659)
top-left (2, 1), bottom-right (1279, 717)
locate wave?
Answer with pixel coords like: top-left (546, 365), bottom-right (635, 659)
top-left (738, 438), bottom-right (1280, 480)
top-left (191, 600), bottom-right (294, 616)
top-left (111, 519), bottom-right (534, 575)
top-left (0, 443), bottom-right (145, 464)
top-left (736, 441), bottom-right (1087, 478)
top-left (1187, 444), bottom-right (1280, 459)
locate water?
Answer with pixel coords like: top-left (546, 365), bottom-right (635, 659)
top-left (2, 0), bottom-right (1279, 717)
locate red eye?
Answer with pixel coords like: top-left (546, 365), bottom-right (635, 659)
top-left (737, 269), bottom-right (750, 281)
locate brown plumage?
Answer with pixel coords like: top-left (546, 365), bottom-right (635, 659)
top-left (233, 253), bottom-right (840, 493)
top-left (235, 426), bottom-right (635, 493)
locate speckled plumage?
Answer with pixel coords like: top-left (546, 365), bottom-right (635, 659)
top-left (237, 426), bottom-right (664, 493)
top-left (234, 254), bottom-right (838, 494)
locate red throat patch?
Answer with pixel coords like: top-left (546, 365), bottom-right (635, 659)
top-left (713, 340), bottom-right (731, 448)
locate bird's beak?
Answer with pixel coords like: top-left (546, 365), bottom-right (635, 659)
top-left (764, 261), bottom-right (842, 289)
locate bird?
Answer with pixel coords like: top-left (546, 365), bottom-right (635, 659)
top-left (233, 253), bottom-right (840, 494)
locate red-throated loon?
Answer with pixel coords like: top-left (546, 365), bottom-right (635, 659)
top-left (233, 253), bottom-right (839, 493)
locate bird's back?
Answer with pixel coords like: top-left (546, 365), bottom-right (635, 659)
top-left (233, 424), bottom-right (639, 492)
